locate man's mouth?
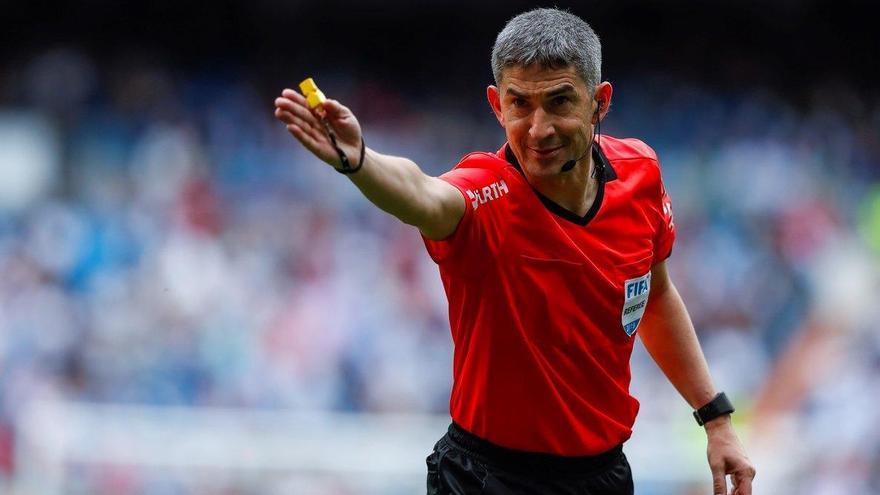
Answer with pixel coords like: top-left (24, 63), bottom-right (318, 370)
top-left (528, 145), bottom-right (564, 158)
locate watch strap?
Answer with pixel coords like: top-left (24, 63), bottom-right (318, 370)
top-left (693, 392), bottom-right (735, 426)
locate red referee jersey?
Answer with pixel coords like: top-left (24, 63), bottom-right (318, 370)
top-left (422, 135), bottom-right (676, 456)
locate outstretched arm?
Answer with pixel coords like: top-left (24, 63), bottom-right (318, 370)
top-left (639, 260), bottom-right (756, 495)
top-left (274, 88), bottom-right (464, 240)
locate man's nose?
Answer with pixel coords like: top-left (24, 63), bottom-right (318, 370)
top-left (528, 107), bottom-right (555, 142)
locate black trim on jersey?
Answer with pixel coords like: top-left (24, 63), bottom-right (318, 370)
top-left (504, 142), bottom-right (616, 226)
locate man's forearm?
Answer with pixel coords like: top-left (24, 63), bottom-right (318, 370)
top-left (346, 148), bottom-right (463, 238)
top-left (639, 271), bottom-right (718, 410)
top-left (346, 148), bottom-right (432, 223)
top-left (642, 263), bottom-right (754, 494)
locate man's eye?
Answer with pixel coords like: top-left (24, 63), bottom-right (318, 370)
top-left (553, 95), bottom-right (571, 106)
top-left (512, 98), bottom-right (527, 107)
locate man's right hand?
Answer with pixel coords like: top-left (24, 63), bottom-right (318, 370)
top-left (274, 89), bottom-right (363, 169)
top-left (273, 86), bottom-right (465, 241)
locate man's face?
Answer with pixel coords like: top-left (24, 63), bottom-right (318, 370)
top-left (489, 64), bottom-right (595, 180)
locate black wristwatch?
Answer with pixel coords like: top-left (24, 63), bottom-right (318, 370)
top-left (693, 392), bottom-right (735, 426)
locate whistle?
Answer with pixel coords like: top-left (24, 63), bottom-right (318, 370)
top-left (298, 77), bottom-right (327, 109)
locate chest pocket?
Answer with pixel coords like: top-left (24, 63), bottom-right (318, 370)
top-left (510, 254), bottom-right (624, 353)
top-left (514, 255), bottom-right (603, 349)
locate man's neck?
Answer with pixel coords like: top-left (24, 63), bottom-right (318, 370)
top-left (528, 154), bottom-right (598, 217)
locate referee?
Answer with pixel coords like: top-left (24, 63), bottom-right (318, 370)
top-left (274, 8), bottom-right (756, 495)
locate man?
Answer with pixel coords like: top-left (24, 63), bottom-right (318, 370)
top-left (274, 7), bottom-right (755, 495)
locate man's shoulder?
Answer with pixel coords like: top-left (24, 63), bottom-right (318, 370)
top-left (453, 150), bottom-right (511, 173)
top-left (599, 135), bottom-right (660, 164)
top-left (599, 135), bottom-right (665, 189)
top-left (438, 149), bottom-right (512, 187)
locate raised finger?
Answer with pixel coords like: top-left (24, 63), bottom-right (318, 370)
top-left (280, 89), bottom-right (328, 121)
top-left (276, 107), bottom-right (315, 130)
top-left (275, 107), bottom-right (295, 125)
top-left (282, 98), bottom-right (325, 127)
top-left (287, 104), bottom-right (321, 127)
top-left (275, 103), bottom-right (323, 135)
top-left (274, 96), bottom-right (308, 115)
top-left (280, 88), bottom-right (315, 114)
top-left (281, 88), bottom-right (306, 104)
top-left (287, 123), bottom-right (323, 154)
top-left (287, 112), bottom-right (327, 143)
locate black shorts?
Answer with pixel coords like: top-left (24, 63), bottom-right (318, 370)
top-left (426, 423), bottom-right (634, 495)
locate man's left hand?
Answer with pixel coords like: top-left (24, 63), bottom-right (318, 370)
top-left (705, 416), bottom-right (756, 495)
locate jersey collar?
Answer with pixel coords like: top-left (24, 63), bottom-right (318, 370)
top-left (503, 141), bottom-right (617, 226)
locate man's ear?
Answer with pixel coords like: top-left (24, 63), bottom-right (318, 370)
top-left (592, 81), bottom-right (613, 124)
top-left (487, 85), bottom-right (504, 127)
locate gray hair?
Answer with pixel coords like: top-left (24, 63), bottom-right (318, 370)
top-left (491, 8), bottom-right (602, 94)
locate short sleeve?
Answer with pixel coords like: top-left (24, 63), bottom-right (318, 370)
top-left (422, 164), bottom-right (510, 266)
top-left (653, 172), bottom-right (676, 263)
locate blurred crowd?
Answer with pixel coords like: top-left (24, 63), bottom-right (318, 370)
top-left (1, 49), bottom-right (879, 494)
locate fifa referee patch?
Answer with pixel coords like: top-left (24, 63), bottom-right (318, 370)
top-left (622, 272), bottom-right (651, 336)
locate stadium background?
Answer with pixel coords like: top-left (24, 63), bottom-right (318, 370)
top-left (1, 0), bottom-right (879, 493)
